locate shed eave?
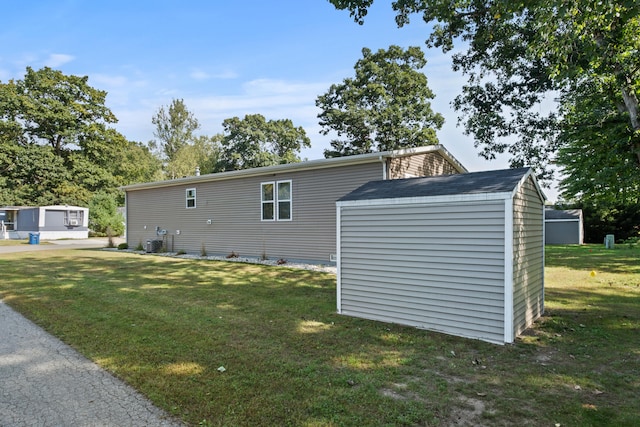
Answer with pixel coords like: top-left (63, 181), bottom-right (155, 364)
top-left (336, 191), bottom-right (514, 208)
top-left (512, 169), bottom-right (546, 202)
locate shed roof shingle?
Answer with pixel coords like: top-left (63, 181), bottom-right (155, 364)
top-left (338, 168), bottom-right (532, 202)
top-left (545, 209), bottom-right (582, 220)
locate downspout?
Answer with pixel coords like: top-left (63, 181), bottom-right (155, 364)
top-left (380, 155), bottom-right (387, 180)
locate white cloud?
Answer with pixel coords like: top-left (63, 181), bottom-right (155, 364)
top-left (190, 68), bottom-right (238, 80)
top-left (242, 78), bottom-right (327, 96)
top-left (92, 74), bottom-right (129, 87)
top-left (44, 53), bottom-right (74, 67)
top-left (190, 69), bottom-right (210, 80)
top-left (185, 79), bottom-right (328, 118)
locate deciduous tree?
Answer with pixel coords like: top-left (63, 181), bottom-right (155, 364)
top-left (316, 45), bottom-right (443, 157)
top-left (216, 114), bottom-right (310, 171)
top-left (0, 66), bottom-right (118, 154)
top-left (151, 98), bottom-right (200, 161)
top-left (166, 135), bottom-right (221, 178)
top-left (0, 67), bottom-right (160, 206)
top-left (329, 1), bottom-right (640, 190)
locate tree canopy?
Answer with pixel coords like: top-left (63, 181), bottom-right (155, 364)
top-left (316, 45), bottom-right (443, 157)
top-left (0, 66), bottom-right (117, 155)
top-left (167, 135), bottom-right (221, 178)
top-left (0, 67), bottom-right (161, 207)
top-left (216, 114), bottom-right (310, 171)
top-left (329, 1), bottom-right (640, 201)
top-left (151, 98), bottom-right (200, 162)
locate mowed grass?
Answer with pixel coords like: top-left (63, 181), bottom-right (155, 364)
top-left (0, 239), bottom-right (29, 246)
top-left (0, 245), bottom-right (638, 426)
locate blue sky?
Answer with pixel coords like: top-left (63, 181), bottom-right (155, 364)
top-left (1, 1), bottom-right (557, 199)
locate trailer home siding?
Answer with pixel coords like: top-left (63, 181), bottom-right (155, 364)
top-left (124, 146), bottom-right (467, 262)
top-left (126, 162), bottom-right (382, 262)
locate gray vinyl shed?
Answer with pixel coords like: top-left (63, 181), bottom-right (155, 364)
top-left (336, 168), bottom-right (546, 344)
top-left (545, 209), bottom-right (584, 245)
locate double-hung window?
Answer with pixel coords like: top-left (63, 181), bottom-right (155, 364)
top-left (261, 180), bottom-right (292, 221)
top-left (186, 188), bottom-right (196, 208)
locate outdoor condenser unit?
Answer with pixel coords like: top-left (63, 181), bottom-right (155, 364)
top-left (145, 239), bottom-right (163, 253)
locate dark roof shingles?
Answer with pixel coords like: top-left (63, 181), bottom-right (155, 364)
top-left (338, 168), bottom-right (531, 202)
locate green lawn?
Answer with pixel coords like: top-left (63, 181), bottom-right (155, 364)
top-left (0, 239), bottom-right (28, 246)
top-left (0, 245), bottom-right (638, 426)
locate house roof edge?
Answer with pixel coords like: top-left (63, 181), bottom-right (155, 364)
top-left (121, 144), bottom-right (464, 191)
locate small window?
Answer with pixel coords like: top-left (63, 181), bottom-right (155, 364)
top-left (186, 188), bottom-right (196, 208)
top-left (277, 181), bottom-right (291, 221)
top-left (261, 180), bottom-right (292, 221)
top-left (261, 182), bottom-right (275, 221)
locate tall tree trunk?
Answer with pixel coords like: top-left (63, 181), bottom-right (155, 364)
top-left (621, 80), bottom-right (640, 166)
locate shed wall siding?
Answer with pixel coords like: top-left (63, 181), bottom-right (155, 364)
top-left (512, 176), bottom-right (544, 336)
top-left (126, 162), bottom-right (382, 262)
top-left (339, 200), bottom-right (507, 343)
top-left (545, 221), bottom-right (581, 245)
top-left (388, 152), bottom-right (461, 178)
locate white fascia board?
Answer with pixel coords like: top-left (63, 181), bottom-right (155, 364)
top-left (120, 151), bottom-right (404, 191)
top-left (541, 204), bottom-right (546, 315)
top-left (121, 152), bottom-right (388, 191)
top-left (503, 197), bottom-right (515, 344)
top-left (336, 191), bottom-right (513, 208)
top-left (40, 205), bottom-right (86, 210)
top-left (336, 205), bottom-right (342, 314)
top-left (121, 145), bottom-right (467, 192)
top-left (511, 169), bottom-right (546, 202)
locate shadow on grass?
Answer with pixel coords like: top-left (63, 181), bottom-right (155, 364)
top-left (546, 244), bottom-right (640, 275)
top-left (1, 249), bottom-right (639, 426)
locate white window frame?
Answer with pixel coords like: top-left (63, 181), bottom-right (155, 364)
top-left (261, 180), bottom-right (292, 221)
top-left (64, 210), bottom-right (83, 226)
top-left (276, 180), bottom-right (292, 221)
top-left (186, 188), bottom-right (197, 209)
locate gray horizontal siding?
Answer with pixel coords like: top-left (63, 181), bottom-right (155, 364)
top-left (512, 176), bottom-right (544, 336)
top-left (127, 162), bottom-right (381, 262)
top-left (545, 221), bottom-right (581, 244)
top-left (16, 208), bottom-right (38, 230)
top-left (339, 200), bottom-right (507, 343)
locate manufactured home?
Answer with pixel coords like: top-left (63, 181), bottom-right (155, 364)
top-left (122, 145), bottom-right (466, 262)
top-left (0, 205), bottom-right (89, 240)
top-left (336, 168), bottom-right (546, 344)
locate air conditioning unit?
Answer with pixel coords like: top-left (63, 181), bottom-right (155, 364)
top-left (146, 239), bottom-right (163, 253)
top-left (69, 219), bottom-right (79, 226)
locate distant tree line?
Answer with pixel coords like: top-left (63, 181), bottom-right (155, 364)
top-left (3, 8), bottom-right (639, 242)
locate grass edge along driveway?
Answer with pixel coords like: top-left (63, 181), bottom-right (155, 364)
top-left (0, 245), bottom-right (638, 426)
